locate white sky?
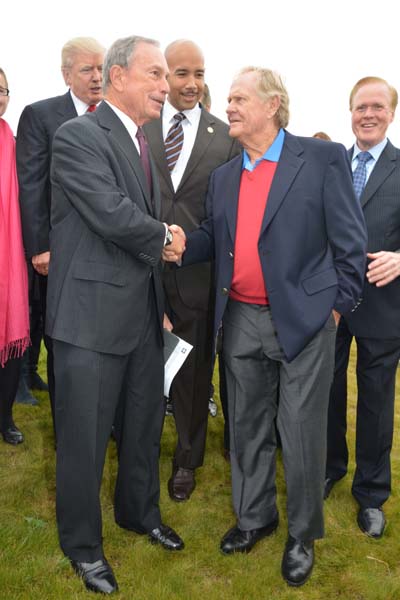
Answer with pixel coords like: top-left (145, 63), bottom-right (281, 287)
top-left (2, 0), bottom-right (400, 148)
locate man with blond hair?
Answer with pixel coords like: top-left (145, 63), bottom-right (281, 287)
top-left (169, 66), bottom-right (367, 585)
top-left (325, 77), bottom-right (400, 540)
top-left (16, 37), bottom-right (105, 431)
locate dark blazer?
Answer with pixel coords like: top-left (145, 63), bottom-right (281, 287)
top-left (184, 132), bottom-right (367, 362)
top-left (46, 101), bottom-right (166, 354)
top-left (16, 91), bottom-right (78, 258)
top-left (144, 108), bottom-right (240, 309)
top-left (345, 140), bottom-right (400, 338)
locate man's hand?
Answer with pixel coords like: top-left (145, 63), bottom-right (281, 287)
top-left (32, 251), bottom-right (50, 276)
top-left (162, 224), bottom-right (186, 262)
top-left (163, 313), bottom-right (173, 332)
top-left (366, 251), bottom-right (400, 287)
top-left (332, 309), bottom-right (341, 327)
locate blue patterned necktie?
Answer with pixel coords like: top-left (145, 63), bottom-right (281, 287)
top-left (353, 151), bottom-right (373, 199)
top-left (165, 112), bottom-right (186, 171)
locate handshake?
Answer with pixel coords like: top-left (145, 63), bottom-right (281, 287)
top-left (162, 224), bottom-right (186, 263)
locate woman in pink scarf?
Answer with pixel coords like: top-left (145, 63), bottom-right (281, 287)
top-left (0, 67), bottom-right (30, 444)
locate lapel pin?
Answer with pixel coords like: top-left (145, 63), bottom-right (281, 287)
top-left (207, 126), bottom-right (214, 134)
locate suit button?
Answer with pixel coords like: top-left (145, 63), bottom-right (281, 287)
top-left (229, 251), bottom-right (234, 258)
top-left (222, 287), bottom-right (229, 295)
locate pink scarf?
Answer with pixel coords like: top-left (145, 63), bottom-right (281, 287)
top-left (0, 118), bottom-right (30, 367)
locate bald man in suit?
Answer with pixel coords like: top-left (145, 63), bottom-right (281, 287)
top-left (145, 40), bottom-right (240, 502)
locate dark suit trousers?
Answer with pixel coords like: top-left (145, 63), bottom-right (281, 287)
top-left (326, 317), bottom-right (400, 508)
top-left (38, 274), bottom-right (56, 433)
top-left (164, 270), bottom-right (214, 470)
top-left (53, 293), bottom-right (164, 562)
top-left (223, 300), bottom-right (336, 540)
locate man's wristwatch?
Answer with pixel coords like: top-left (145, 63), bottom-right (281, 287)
top-left (165, 229), bottom-right (173, 246)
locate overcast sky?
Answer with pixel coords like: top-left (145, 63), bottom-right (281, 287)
top-left (2, 0), bottom-right (400, 148)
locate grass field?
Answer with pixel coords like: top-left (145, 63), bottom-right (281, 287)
top-left (0, 347), bottom-right (399, 600)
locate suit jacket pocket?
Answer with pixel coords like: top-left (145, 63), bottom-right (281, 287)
top-left (73, 262), bottom-right (126, 286)
top-left (301, 268), bottom-right (337, 295)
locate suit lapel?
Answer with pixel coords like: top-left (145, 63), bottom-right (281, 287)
top-left (259, 133), bottom-right (304, 235)
top-left (223, 156), bottom-right (243, 244)
top-left (177, 110), bottom-right (216, 191)
top-left (95, 102), bottom-right (154, 215)
top-left (360, 141), bottom-right (397, 208)
top-left (56, 91), bottom-right (78, 126)
top-left (144, 119), bottom-right (175, 195)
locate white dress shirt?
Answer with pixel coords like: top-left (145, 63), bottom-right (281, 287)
top-left (162, 99), bottom-right (201, 191)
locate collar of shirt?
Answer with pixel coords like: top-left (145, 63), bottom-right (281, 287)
top-left (70, 89), bottom-right (97, 116)
top-left (162, 98), bottom-right (201, 139)
top-left (242, 128), bottom-right (285, 172)
top-left (104, 101), bottom-right (141, 153)
top-left (352, 137), bottom-right (387, 181)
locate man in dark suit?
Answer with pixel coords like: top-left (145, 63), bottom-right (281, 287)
top-left (16, 37), bottom-right (105, 430)
top-left (166, 67), bottom-right (367, 586)
top-left (325, 77), bottom-right (400, 539)
top-left (144, 40), bottom-right (240, 502)
top-left (47, 35), bottom-right (186, 594)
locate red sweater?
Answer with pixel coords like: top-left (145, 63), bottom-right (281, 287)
top-left (230, 161), bottom-right (278, 305)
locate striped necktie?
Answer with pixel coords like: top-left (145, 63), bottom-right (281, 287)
top-left (165, 112), bottom-right (186, 171)
top-left (353, 151), bottom-right (372, 199)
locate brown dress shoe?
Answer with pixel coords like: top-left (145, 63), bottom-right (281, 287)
top-left (168, 467), bottom-right (195, 502)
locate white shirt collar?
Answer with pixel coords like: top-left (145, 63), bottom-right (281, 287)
top-left (104, 100), bottom-right (140, 151)
top-left (69, 89), bottom-right (97, 116)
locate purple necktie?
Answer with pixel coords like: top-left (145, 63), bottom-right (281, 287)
top-left (136, 127), bottom-right (153, 197)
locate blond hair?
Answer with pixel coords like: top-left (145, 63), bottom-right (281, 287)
top-left (61, 37), bottom-right (105, 69)
top-left (238, 66), bottom-right (290, 128)
top-left (349, 76), bottom-right (398, 111)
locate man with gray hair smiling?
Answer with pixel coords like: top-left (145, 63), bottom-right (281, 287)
top-left (47, 35), bottom-right (186, 594)
top-left (170, 66), bottom-right (367, 586)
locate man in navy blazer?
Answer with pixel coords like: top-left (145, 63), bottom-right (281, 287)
top-left (168, 67), bottom-right (367, 586)
top-left (16, 37), bottom-right (105, 430)
top-left (325, 77), bottom-right (400, 539)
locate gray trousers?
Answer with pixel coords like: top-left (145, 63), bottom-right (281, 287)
top-left (223, 299), bottom-right (336, 540)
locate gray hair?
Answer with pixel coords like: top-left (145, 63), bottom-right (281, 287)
top-left (102, 35), bottom-right (159, 92)
top-left (61, 37), bottom-right (105, 69)
top-left (237, 66), bottom-right (290, 129)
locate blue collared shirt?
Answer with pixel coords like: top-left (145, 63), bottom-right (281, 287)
top-left (352, 138), bottom-right (387, 184)
top-left (242, 128), bottom-right (285, 172)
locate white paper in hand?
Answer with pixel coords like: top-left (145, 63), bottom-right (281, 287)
top-left (163, 329), bottom-right (193, 397)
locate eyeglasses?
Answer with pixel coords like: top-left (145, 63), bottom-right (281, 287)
top-left (0, 87), bottom-right (10, 97)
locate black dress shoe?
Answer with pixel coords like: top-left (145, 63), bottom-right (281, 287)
top-left (71, 558), bottom-right (118, 594)
top-left (357, 507), bottom-right (385, 538)
top-left (168, 467), bottom-right (195, 502)
top-left (281, 536), bottom-right (314, 586)
top-left (324, 477), bottom-right (338, 499)
top-left (29, 372), bottom-right (49, 391)
top-left (2, 424), bottom-right (24, 445)
top-left (148, 524), bottom-right (184, 551)
top-left (220, 518), bottom-right (279, 554)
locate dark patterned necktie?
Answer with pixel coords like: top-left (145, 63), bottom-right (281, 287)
top-left (353, 151), bottom-right (373, 199)
top-left (86, 104), bottom-right (97, 112)
top-left (136, 126), bottom-right (153, 196)
top-left (164, 112), bottom-right (186, 171)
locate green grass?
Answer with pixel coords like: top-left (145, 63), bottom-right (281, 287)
top-left (0, 347), bottom-right (399, 599)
